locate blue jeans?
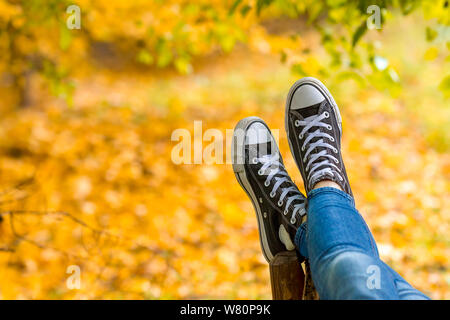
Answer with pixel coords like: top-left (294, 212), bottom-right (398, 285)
top-left (294, 187), bottom-right (430, 300)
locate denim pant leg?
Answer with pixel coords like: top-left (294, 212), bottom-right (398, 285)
top-left (382, 262), bottom-right (430, 300)
top-left (294, 187), bottom-right (429, 300)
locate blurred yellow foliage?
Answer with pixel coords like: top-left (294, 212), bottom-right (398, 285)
top-left (0, 1), bottom-right (448, 300)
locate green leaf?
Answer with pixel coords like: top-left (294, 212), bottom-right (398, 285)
top-left (280, 51), bottom-right (287, 63)
top-left (137, 49), bottom-right (154, 65)
top-left (291, 63), bottom-right (307, 76)
top-left (352, 20), bottom-right (367, 48)
top-left (156, 39), bottom-right (173, 68)
top-left (174, 57), bottom-right (193, 74)
top-left (336, 70), bottom-right (366, 87)
top-left (157, 51), bottom-right (173, 68)
top-left (399, 0), bottom-right (418, 15)
top-left (240, 5), bottom-right (251, 16)
top-left (307, 2), bottom-right (323, 23)
top-left (228, 0), bottom-right (242, 15)
top-left (439, 75), bottom-right (450, 98)
top-left (426, 27), bottom-right (438, 42)
top-left (220, 35), bottom-right (236, 53)
top-left (256, 0), bottom-right (273, 16)
top-left (59, 25), bottom-right (72, 51)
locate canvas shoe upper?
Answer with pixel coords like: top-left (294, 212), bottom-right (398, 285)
top-left (285, 77), bottom-right (352, 196)
top-left (232, 117), bottom-right (306, 262)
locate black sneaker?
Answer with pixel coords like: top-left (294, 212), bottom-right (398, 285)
top-left (232, 117), bottom-right (306, 262)
top-left (285, 77), bottom-right (352, 196)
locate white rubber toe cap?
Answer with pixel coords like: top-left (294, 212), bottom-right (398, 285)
top-left (290, 84), bottom-right (325, 110)
top-left (245, 122), bottom-right (272, 145)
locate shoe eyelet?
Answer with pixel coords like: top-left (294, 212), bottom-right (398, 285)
top-left (334, 158), bottom-right (339, 164)
top-left (301, 145), bottom-right (305, 151)
top-left (333, 148), bottom-right (338, 154)
top-left (295, 120), bottom-right (301, 127)
top-left (299, 133), bottom-right (303, 139)
top-left (264, 180), bottom-right (270, 187)
top-left (324, 111), bottom-right (330, 118)
top-left (258, 169), bottom-right (264, 175)
top-left (330, 137), bottom-right (335, 142)
top-left (327, 125), bottom-right (332, 130)
top-left (270, 191), bottom-right (276, 198)
top-left (290, 217), bottom-right (296, 224)
top-left (277, 200), bottom-right (283, 207)
top-left (252, 158), bottom-right (258, 164)
top-left (283, 209), bottom-right (288, 216)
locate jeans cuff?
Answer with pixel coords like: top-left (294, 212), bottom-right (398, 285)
top-left (307, 186), bottom-right (355, 206)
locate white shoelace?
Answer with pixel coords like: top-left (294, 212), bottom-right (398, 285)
top-left (254, 154), bottom-right (306, 224)
top-left (294, 111), bottom-right (343, 190)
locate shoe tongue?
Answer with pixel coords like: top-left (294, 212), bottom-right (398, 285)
top-left (245, 122), bottom-right (277, 160)
top-left (245, 122), bottom-right (271, 145)
top-left (297, 102), bottom-right (335, 174)
top-left (295, 103), bottom-right (321, 118)
top-left (298, 103), bottom-right (324, 142)
top-left (247, 141), bottom-right (275, 160)
top-left (258, 141), bottom-right (273, 156)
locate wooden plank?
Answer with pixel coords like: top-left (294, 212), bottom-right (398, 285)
top-left (269, 251), bottom-right (305, 300)
top-left (303, 260), bottom-right (320, 300)
top-left (269, 251), bottom-right (319, 300)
